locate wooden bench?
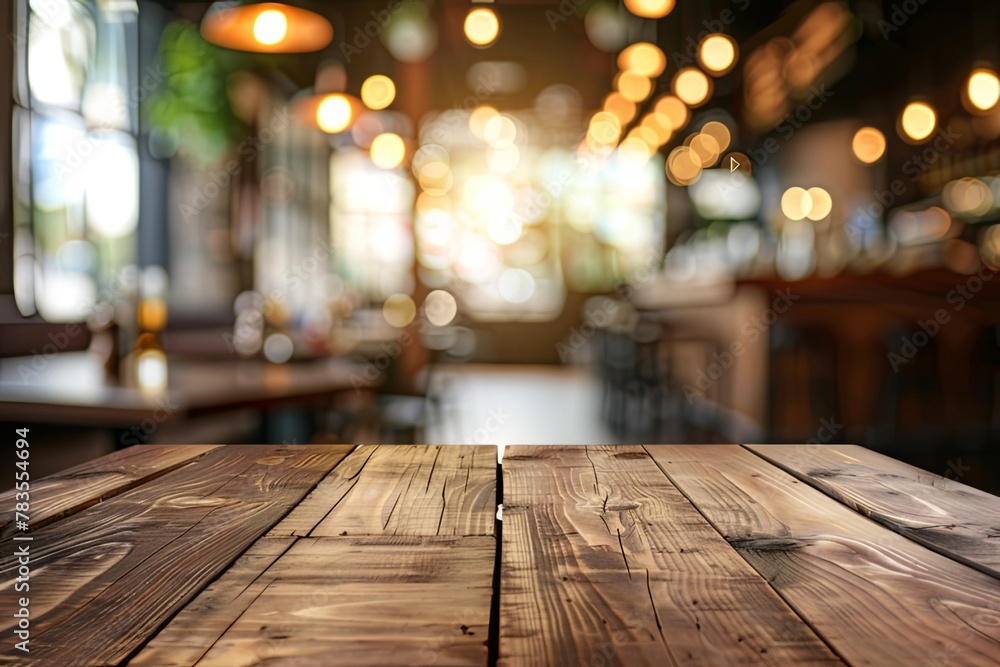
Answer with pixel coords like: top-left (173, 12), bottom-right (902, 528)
top-left (1, 444), bottom-right (998, 665)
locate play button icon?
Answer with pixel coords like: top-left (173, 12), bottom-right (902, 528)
top-left (725, 152), bottom-right (751, 176)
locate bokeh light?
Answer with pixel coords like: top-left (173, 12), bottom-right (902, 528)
top-left (699, 121), bottom-right (731, 153)
top-left (899, 102), bottom-right (936, 142)
top-left (484, 114), bottom-right (518, 147)
top-left (417, 160), bottom-right (454, 196)
top-left (488, 145), bottom-right (520, 174)
top-left (588, 111), bottom-right (623, 148)
top-left (424, 290), bottom-right (459, 326)
top-left (699, 34), bottom-right (737, 75)
top-left (654, 95), bottom-right (689, 130)
top-left (618, 42), bottom-right (666, 78)
top-left (689, 133), bottom-right (721, 167)
top-left (639, 114), bottom-right (671, 145)
top-left (966, 69), bottom-right (1000, 112)
top-left (137, 349), bottom-right (168, 392)
top-left (805, 187), bottom-right (832, 221)
top-left (584, 4), bottom-right (628, 53)
top-left (781, 186), bottom-right (813, 221)
top-left (672, 68), bottom-right (712, 107)
top-left (253, 9), bottom-right (287, 45)
top-left (616, 70), bottom-right (653, 103)
top-left (852, 127), bottom-right (886, 164)
top-left (666, 146), bottom-right (702, 186)
top-left (464, 8), bottom-right (500, 47)
top-left (604, 92), bottom-right (637, 125)
top-left (263, 333), bottom-right (295, 364)
top-left (360, 75), bottom-right (396, 111)
top-left (316, 94), bottom-right (353, 133)
top-left (370, 132), bottom-right (406, 169)
top-left (624, 0), bottom-right (675, 20)
top-left (383, 293), bottom-right (417, 328)
top-left (498, 268), bottom-right (535, 303)
top-left (469, 105), bottom-right (499, 140)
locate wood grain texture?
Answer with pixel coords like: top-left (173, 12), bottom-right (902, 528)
top-left (0, 444), bottom-right (220, 539)
top-left (128, 536), bottom-right (297, 667)
top-left (500, 445), bottom-right (843, 666)
top-left (270, 444), bottom-right (497, 538)
top-left (648, 445), bottom-right (1000, 667)
top-left (136, 536), bottom-right (495, 667)
top-left (136, 445), bottom-right (496, 666)
top-left (745, 444), bottom-right (1000, 579)
top-left (0, 444), bottom-right (353, 666)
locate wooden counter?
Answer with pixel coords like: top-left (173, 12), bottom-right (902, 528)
top-left (1, 444), bottom-right (998, 665)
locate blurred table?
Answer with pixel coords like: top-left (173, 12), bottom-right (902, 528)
top-left (3, 444), bottom-right (997, 665)
top-left (631, 267), bottom-right (1000, 447)
top-left (0, 352), bottom-right (372, 427)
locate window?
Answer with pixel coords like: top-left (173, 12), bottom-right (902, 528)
top-left (12, 0), bottom-right (139, 321)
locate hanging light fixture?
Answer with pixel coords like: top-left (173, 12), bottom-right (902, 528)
top-left (201, 2), bottom-right (333, 53)
top-left (291, 62), bottom-right (364, 135)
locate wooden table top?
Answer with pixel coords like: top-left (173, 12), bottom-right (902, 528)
top-left (1, 444), bottom-right (998, 666)
top-left (0, 354), bottom-right (370, 426)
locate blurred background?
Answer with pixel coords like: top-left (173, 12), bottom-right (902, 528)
top-left (1, 0), bottom-right (999, 494)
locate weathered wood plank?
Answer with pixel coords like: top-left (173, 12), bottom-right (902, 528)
top-left (135, 445), bottom-right (496, 665)
top-left (0, 444), bottom-right (353, 666)
top-left (500, 445), bottom-right (844, 666)
top-left (176, 536), bottom-right (495, 667)
top-left (271, 444), bottom-right (496, 538)
top-left (649, 445), bottom-right (1000, 667)
top-left (0, 444), bottom-right (221, 539)
top-left (128, 536), bottom-right (297, 667)
top-left (745, 444), bottom-right (1000, 579)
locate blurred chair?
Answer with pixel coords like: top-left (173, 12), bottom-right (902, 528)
top-left (767, 323), bottom-right (840, 443)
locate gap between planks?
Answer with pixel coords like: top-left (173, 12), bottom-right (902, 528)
top-left (131, 445), bottom-right (499, 667)
top-left (500, 445), bottom-right (844, 667)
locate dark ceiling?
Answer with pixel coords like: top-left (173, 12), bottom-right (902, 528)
top-left (143, 0), bottom-right (998, 140)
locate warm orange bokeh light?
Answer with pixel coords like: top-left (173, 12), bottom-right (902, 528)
top-left (899, 102), bottom-right (936, 142)
top-left (852, 127), bottom-right (886, 164)
top-left (370, 133), bottom-right (406, 169)
top-left (316, 94), bottom-right (353, 133)
top-left (603, 92), bottom-right (637, 125)
top-left (699, 34), bottom-right (737, 75)
top-left (617, 70), bottom-right (653, 103)
top-left (361, 75), bottom-right (396, 111)
top-left (618, 42), bottom-right (666, 78)
top-left (672, 68), bottom-right (712, 107)
top-left (464, 8), bottom-right (500, 47)
top-left (654, 95), bottom-right (689, 130)
top-left (624, 0), bottom-right (675, 20)
top-left (967, 69), bottom-right (1000, 112)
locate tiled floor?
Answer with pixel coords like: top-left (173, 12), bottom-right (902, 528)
top-left (425, 364), bottom-right (616, 458)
